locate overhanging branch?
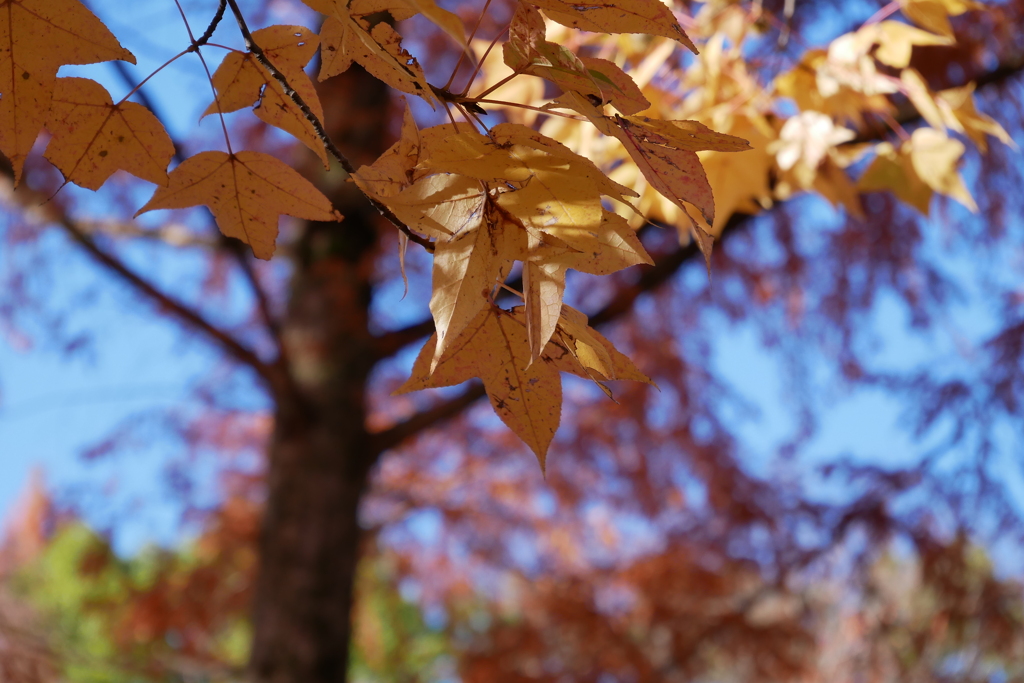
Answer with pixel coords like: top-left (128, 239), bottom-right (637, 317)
top-left (369, 56), bottom-right (1024, 453)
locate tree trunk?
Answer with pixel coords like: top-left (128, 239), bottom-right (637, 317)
top-left (249, 63), bottom-right (389, 683)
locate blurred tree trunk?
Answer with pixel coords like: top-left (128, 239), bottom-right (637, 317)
top-left (248, 63), bottom-right (389, 683)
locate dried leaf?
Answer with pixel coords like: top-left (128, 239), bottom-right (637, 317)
top-left (529, 0), bottom-right (698, 54)
top-left (937, 84), bottom-right (1014, 153)
top-left (858, 141), bottom-right (932, 215)
top-left (0, 0), bottom-right (135, 183)
top-left (557, 92), bottom-right (750, 240)
top-left (900, 0), bottom-right (979, 37)
top-left (524, 231), bottom-right (567, 361)
top-left (397, 305), bottom-right (562, 469)
top-left (136, 151), bottom-right (343, 259)
top-left (873, 21), bottom-right (950, 68)
top-left (907, 127), bottom-right (976, 212)
top-left (579, 56), bottom-right (651, 115)
top-left (352, 100), bottom-right (422, 199)
top-left (204, 26), bottom-right (328, 167)
top-left (318, 8), bottom-right (437, 104)
top-left (544, 305), bottom-right (653, 390)
top-left (44, 77), bottom-right (174, 189)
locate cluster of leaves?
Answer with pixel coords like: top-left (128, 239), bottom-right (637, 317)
top-left (1, 0), bottom-right (1011, 468)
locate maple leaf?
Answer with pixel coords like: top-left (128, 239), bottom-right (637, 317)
top-left (317, 3), bottom-right (437, 104)
top-left (136, 151), bottom-right (343, 259)
top-left (397, 304), bottom-right (562, 468)
top-left (503, 3), bottom-right (650, 115)
top-left (557, 92), bottom-right (750, 267)
top-left (544, 305), bottom-right (652, 392)
top-left (699, 116), bottom-right (775, 230)
top-left (900, 0), bottom-right (980, 37)
top-left (936, 84), bottom-right (1014, 153)
top-left (0, 0), bottom-right (135, 184)
top-left (43, 77), bottom-right (174, 190)
top-left (528, 0), bottom-right (698, 55)
top-left (905, 127), bottom-right (976, 212)
top-left (204, 26), bottom-right (329, 167)
top-left (352, 101), bottom-right (422, 200)
top-left (385, 174), bottom-right (523, 365)
top-left (871, 21), bottom-right (951, 68)
top-left (858, 141), bottom-right (933, 215)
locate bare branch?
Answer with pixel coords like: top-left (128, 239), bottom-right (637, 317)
top-left (0, 167), bottom-right (274, 387)
top-left (222, 0), bottom-right (435, 253)
top-left (371, 383), bottom-right (486, 454)
top-left (61, 218), bottom-right (275, 384)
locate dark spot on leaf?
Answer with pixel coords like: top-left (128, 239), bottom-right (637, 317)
top-left (117, 136), bottom-right (124, 142)
top-left (98, 150), bottom-right (108, 157)
top-left (22, 72), bottom-right (30, 80)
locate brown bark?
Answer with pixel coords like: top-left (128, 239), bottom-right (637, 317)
top-left (248, 63), bottom-right (389, 683)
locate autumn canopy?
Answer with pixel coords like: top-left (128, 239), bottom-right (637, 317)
top-left (1, 0), bottom-right (1021, 680)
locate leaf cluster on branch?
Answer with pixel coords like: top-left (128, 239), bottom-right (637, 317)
top-left (0, 0), bottom-right (1012, 468)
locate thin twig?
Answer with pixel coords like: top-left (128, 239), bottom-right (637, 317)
top-left (110, 57), bottom-right (287, 358)
top-left (61, 215), bottom-right (273, 386)
top-left (193, 0), bottom-right (227, 49)
top-left (223, 0), bottom-right (435, 252)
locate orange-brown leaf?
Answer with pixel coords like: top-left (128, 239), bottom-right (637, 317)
top-left (529, 0), bottom-right (698, 54)
top-left (205, 26), bottom-right (328, 167)
top-left (136, 151), bottom-right (342, 259)
top-left (318, 9), bottom-right (436, 104)
top-left (44, 77), bottom-right (174, 190)
top-left (0, 0), bottom-right (135, 184)
top-left (397, 305), bottom-right (562, 469)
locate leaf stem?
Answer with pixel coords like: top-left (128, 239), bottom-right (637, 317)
top-left (222, 0), bottom-right (435, 252)
top-left (863, 0), bottom-right (901, 26)
top-left (475, 98), bottom-right (585, 120)
top-left (474, 72), bottom-right (517, 100)
top-left (442, 0), bottom-right (493, 90)
top-left (172, 0), bottom-right (233, 153)
top-left (459, 23), bottom-right (508, 96)
top-left (115, 49), bottom-right (189, 107)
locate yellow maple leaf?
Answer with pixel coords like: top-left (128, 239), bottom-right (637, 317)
top-left (545, 305), bottom-right (652, 390)
top-left (385, 175), bottom-right (523, 366)
top-left (529, 0), bottom-right (698, 55)
top-left (937, 84), bottom-right (1015, 153)
top-left (352, 101), bottom-right (422, 200)
top-left (872, 20), bottom-right (951, 68)
top-left (907, 127), bottom-right (976, 212)
top-left (397, 304), bottom-right (562, 469)
top-left (44, 77), bottom-right (174, 190)
top-left (318, 7), bottom-right (437, 104)
top-left (556, 92), bottom-right (750, 267)
top-left (858, 141), bottom-right (933, 215)
top-left (204, 25), bottom-right (329, 168)
top-left (136, 151), bottom-right (343, 259)
top-left (900, 0), bottom-right (980, 37)
top-left (0, 0), bottom-right (135, 184)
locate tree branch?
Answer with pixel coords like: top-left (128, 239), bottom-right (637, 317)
top-left (59, 218), bottom-right (274, 384)
top-left (0, 164), bottom-right (274, 388)
top-left (110, 52), bottom-right (289, 368)
top-left (369, 56), bottom-right (1024, 452)
top-left (221, 0), bottom-right (435, 253)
